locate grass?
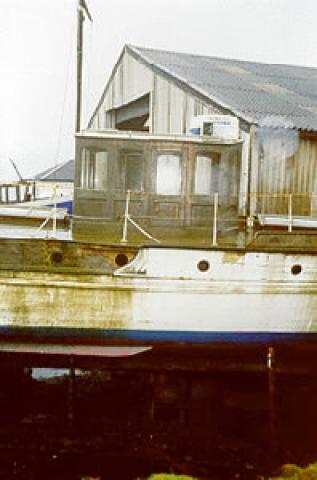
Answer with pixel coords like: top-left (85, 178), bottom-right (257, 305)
top-left (269, 462), bottom-right (317, 479)
top-left (146, 475), bottom-right (197, 480)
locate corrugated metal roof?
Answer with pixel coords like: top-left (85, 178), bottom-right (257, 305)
top-left (34, 160), bottom-right (74, 182)
top-left (128, 45), bottom-right (317, 131)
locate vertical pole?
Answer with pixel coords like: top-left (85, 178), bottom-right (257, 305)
top-left (32, 182), bottom-right (36, 201)
top-left (248, 125), bottom-right (258, 219)
top-left (267, 346), bottom-right (277, 453)
top-left (76, 2), bottom-right (84, 133)
top-left (52, 185), bottom-right (57, 238)
top-left (16, 185), bottom-right (20, 203)
top-left (288, 194), bottom-right (293, 233)
top-left (212, 192), bottom-right (218, 246)
top-left (121, 190), bottom-right (131, 243)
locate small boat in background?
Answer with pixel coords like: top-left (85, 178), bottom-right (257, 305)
top-left (0, 180), bottom-right (72, 227)
top-left (0, 159), bottom-right (73, 224)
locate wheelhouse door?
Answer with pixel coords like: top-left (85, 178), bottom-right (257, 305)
top-left (114, 151), bottom-right (146, 224)
top-left (191, 153), bottom-right (221, 226)
top-left (150, 151), bottom-right (185, 227)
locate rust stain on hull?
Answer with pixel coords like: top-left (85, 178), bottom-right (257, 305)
top-left (1, 280), bottom-right (132, 330)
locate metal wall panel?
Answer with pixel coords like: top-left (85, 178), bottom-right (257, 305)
top-left (152, 77), bottom-right (222, 135)
top-left (169, 84), bottom-right (185, 134)
top-left (255, 136), bottom-right (317, 215)
top-left (152, 74), bottom-right (170, 133)
top-left (89, 50), bottom-right (152, 129)
top-left (123, 52), bottom-right (152, 105)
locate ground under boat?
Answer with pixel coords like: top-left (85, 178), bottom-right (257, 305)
top-left (0, 128), bottom-right (316, 354)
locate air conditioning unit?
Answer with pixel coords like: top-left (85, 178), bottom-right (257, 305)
top-left (189, 115), bottom-right (239, 140)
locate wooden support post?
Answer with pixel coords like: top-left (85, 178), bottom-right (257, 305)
top-left (267, 346), bottom-right (278, 453)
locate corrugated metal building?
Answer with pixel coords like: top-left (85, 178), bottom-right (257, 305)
top-left (88, 45), bottom-right (317, 216)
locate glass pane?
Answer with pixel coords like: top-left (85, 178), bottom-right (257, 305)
top-left (195, 155), bottom-right (211, 194)
top-left (94, 151), bottom-right (108, 190)
top-left (156, 154), bottom-right (181, 195)
top-left (125, 155), bottom-right (144, 192)
top-left (8, 187), bottom-right (16, 201)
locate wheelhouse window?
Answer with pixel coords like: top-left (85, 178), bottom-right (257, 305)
top-left (125, 154), bottom-right (144, 192)
top-left (156, 154), bottom-right (181, 195)
top-left (194, 154), bottom-right (220, 195)
top-left (80, 149), bottom-right (108, 190)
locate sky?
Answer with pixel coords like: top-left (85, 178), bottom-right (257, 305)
top-left (1, 0), bottom-right (317, 181)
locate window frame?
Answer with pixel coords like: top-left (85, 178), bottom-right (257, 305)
top-left (124, 152), bottom-right (145, 193)
top-left (193, 152), bottom-right (220, 196)
top-left (155, 151), bottom-right (182, 196)
top-left (80, 147), bottom-right (108, 191)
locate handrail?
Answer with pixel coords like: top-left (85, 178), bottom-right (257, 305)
top-left (31, 188), bottom-right (315, 243)
top-left (120, 190), bottom-right (160, 244)
top-left (2, 184), bottom-right (314, 241)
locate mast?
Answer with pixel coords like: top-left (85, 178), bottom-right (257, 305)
top-left (76, 0), bottom-right (92, 133)
top-left (9, 158), bottom-right (24, 182)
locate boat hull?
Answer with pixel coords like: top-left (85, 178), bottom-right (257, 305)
top-left (0, 247), bottom-right (316, 345)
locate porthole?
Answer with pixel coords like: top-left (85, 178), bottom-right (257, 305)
top-left (291, 264), bottom-right (302, 275)
top-left (197, 260), bottom-right (210, 272)
top-left (50, 250), bottom-right (64, 264)
top-left (115, 253), bottom-right (129, 267)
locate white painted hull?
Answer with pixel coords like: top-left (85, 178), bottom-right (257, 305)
top-left (0, 248), bottom-right (316, 341)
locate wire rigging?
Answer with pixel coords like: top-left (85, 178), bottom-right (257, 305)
top-left (53, 5), bottom-right (77, 173)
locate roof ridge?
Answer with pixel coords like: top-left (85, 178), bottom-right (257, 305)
top-left (129, 44), bottom-right (317, 71)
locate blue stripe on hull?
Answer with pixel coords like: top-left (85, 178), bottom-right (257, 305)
top-left (0, 327), bottom-right (316, 345)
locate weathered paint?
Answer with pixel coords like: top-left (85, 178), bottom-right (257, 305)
top-left (0, 238), bottom-right (137, 274)
top-left (251, 134), bottom-right (317, 216)
top-left (0, 247), bottom-right (316, 340)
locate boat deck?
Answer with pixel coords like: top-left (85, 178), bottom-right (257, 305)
top-left (1, 221), bottom-right (317, 253)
